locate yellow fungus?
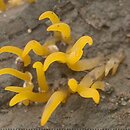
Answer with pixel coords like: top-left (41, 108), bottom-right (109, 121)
top-left (89, 65), bottom-right (105, 80)
top-left (68, 78), bottom-right (100, 104)
top-left (39, 11), bottom-right (61, 39)
top-left (43, 52), bottom-right (66, 71)
top-left (5, 86), bottom-right (52, 106)
top-left (77, 86), bottom-right (100, 104)
top-left (20, 80), bottom-right (34, 106)
top-left (78, 65), bottom-right (105, 88)
top-left (68, 78), bottom-right (78, 93)
top-left (41, 90), bottom-right (68, 126)
top-left (0, 46), bottom-right (31, 66)
top-left (91, 81), bottom-right (105, 91)
top-left (8, 82), bottom-right (34, 106)
top-left (79, 75), bottom-right (94, 88)
top-left (0, 68), bottom-right (32, 82)
top-left (105, 50), bottom-right (125, 76)
top-left (105, 49), bottom-right (125, 76)
top-left (39, 11), bottom-right (60, 24)
top-left (43, 36), bottom-right (93, 71)
top-left (8, 92), bottom-right (51, 106)
top-left (69, 36), bottom-right (93, 52)
top-left (47, 22), bottom-right (72, 44)
top-left (33, 62), bottom-right (48, 92)
top-left (0, 10), bottom-right (125, 127)
top-left (9, 93), bottom-right (27, 106)
top-left (22, 40), bottom-right (50, 58)
top-left (22, 100), bottom-right (30, 106)
top-left (67, 55), bottom-right (103, 71)
top-left (5, 85), bottom-right (33, 93)
top-left (0, 0), bottom-right (6, 11)
top-left (5, 83), bottom-right (33, 106)
top-left (67, 36), bottom-right (93, 64)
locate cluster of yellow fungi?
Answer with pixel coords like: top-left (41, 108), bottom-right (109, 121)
top-left (0, 0), bottom-right (36, 11)
top-left (0, 11), bottom-right (125, 126)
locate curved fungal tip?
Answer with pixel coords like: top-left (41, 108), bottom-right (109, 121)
top-left (72, 36), bottom-right (93, 51)
top-left (47, 23), bottom-right (71, 39)
top-left (39, 11), bottom-right (60, 24)
top-left (33, 61), bottom-right (43, 68)
top-left (43, 52), bottom-right (66, 71)
top-left (68, 78), bottom-right (78, 92)
top-left (85, 36), bottom-right (93, 46)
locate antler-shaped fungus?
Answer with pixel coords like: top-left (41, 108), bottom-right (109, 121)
top-left (68, 78), bottom-right (104, 104)
top-left (43, 36), bottom-right (93, 71)
top-left (5, 85), bottom-right (51, 106)
top-left (0, 68), bottom-right (32, 82)
top-left (0, 46), bottom-right (31, 66)
top-left (39, 11), bottom-right (61, 40)
top-left (105, 49), bottom-right (125, 76)
top-left (67, 55), bottom-right (104, 71)
top-left (22, 40), bottom-right (50, 58)
top-left (41, 90), bottom-right (69, 126)
top-left (47, 22), bottom-right (72, 44)
top-left (33, 62), bottom-right (49, 92)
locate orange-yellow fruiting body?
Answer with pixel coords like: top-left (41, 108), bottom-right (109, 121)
top-left (43, 52), bottom-right (66, 71)
top-left (39, 11), bottom-right (61, 39)
top-left (0, 68), bottom-right (32, 82)
top-left (68, 78), bottom-right (100, 104)
top-left (69, 36), bottom-right (93, 52)
top-left (68, 78), bottom-right (78, 93)
top-left (47, 22), bottom-right (72, 44)
top-left (41, 90), bottom-right (68, 126)
top-left (5, 85), bottom-right (33, 93)
top-left (91, 81), bottom-right (105, 91)
top-left (5, 86), bottom-right (52, 106)
top-left (67, 56), bottom-right (103, 71)
top-left (67, 36), bottom-right (93, 64)
top-left (39, 11), bottom-right (60, 24)
top-left (0, 46), bottom-right (31, 66)
top-left (77, 86), bottom-right (100, 104)
top-left (33, 62), bottom-right (48, 92)
top-left (43, 36), bottom-right (93, 71)
top-left (22, 40), bottom-right (50, 58)
top-left (9, 92), bottom-right (51, 106)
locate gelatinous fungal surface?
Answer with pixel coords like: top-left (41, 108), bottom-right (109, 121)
top-left (0, 11), bottom-right (125, 126)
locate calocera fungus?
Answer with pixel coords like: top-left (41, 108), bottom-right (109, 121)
top-left (47, 22), bottom-right (72, 44)
top-left (22, 40), bottom-right (50, 58)
top-left (33, 62), bottom-right (49, 92)
top-left (41, 90), bottom-right (69, 126)
top-left (0, 68), bottom-right (32, 82)
top-left (0, 11), bottom-right (125, 127)
top-left (5, 85), bottom-right (52, 106)
top-left (68, 78), bottom-right (104, 104)
top-left (0, 46), bottom-right (31, 66)
top-left (39, 11), bottom-right (61, 41)
top-left (39, 11), bottom-right (60, 24)
top-left (21, 40), bottom-right (58, 60)
top-left (43, 36), bottom-right (93, 71)
top-left (105, 49), bottom-right (125, 76)
top-left (67, 55), bottom-right (104, 71)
